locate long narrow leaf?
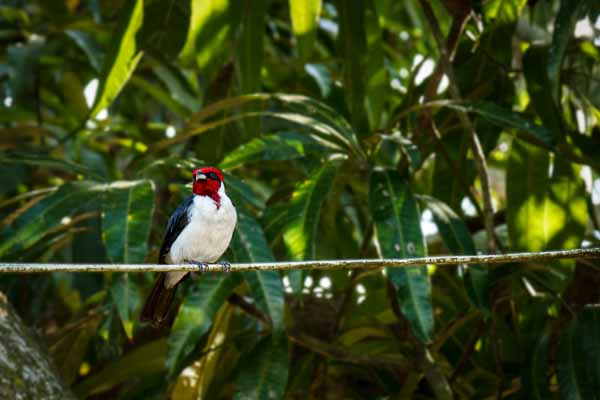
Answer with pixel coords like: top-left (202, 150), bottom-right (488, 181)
top-left (230, 211), bottom-right (284, 330)
top-left (369, 170), bottom-right (433, 343)
top-left (547, 1), bottom-right (589, 103)
top-left (90, 0), bottom-right (144, 118)
top-left (234, 332), bottom-right (289, 400)
top-left (289, 0), bottom-right (321, 59)
top-left (167, 273), bottom-right (241, 375)
top-left (219, 132), bottom-right (326, 171)
top-left (446, 101), bottom-right (556, 148)
top-left (283, 161), bottom-right (339, 293)
top-left (101, 179), bottom-right (155, 264)
top-left (422, 195), bottom-right (490, 313)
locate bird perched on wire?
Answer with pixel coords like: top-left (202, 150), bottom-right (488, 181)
top-left (141, 166), bottom-right (237, 327)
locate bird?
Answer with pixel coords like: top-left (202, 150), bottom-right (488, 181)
top-left (141, 166), bottom-right (237, 327)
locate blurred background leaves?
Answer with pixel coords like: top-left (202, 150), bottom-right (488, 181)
top-left (0, 0), bottom-right (599, 398)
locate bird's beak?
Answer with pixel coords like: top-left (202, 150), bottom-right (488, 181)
top-left (196, 173), bottom-right (207, 181)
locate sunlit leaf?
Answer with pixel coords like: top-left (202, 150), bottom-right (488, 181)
top-left (219, 132), bottom-right (326, 170)
top-left (89, 0), bottom-right (144, 118)
top-left (369, 169), bottom-right (433, 343)
top-left (282, 161), bottom-right (340, 294)
top-left (283, 161), bottom-right (340, 261)
top-left (167, 273), bottom-right (241, 375)
top-left (172, 304), bottom-right (235, 400)
top-left (507, 141), bottom-right (587, 253)
top-left (289, 0), bottom-right (321, 59)
top-left (506, 141), bottom-right (551, 252)
top-left (179, 0), bottom-right (234, 70)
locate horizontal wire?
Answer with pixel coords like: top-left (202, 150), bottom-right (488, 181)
top-left (0, 247), bottom-right (598, 273)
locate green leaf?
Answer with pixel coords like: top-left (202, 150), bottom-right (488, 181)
top-left (522, 333), bottom-right (551, 399)
top-left (364, 1), bottom-right (387, 129)
top-left (234, 332), bottom-right (289, 400)
top-left (130, 76), bottom-right (192, 117)
top-left (219, 132), bottom-right (325, 170)
top-left (283, 161), bottom-right (340, 261)
top-left (289, 0), bottom-right (322, 59)
top-left (49, 314), bottom-right (102, 384)
top-left (337, 0), bottom-right (369, 136)
top-left (446, 101), bottom-right (556, 148)
top-left (65, 29), bottom-right (104, 72)
top-left (179, 0), bottom-right (234, 70)
top-left (283, 161), bottom-right (339, 294)
top-left (172, 303), bottom-right (235, 399)
top-left (110, 273), bottom-right (141, 339)
top-left (74, 339), bottom-right (167, 397)
top-left (558, 307), bottom-right (600, 400)
top-left (0, 181), bottom-right (98, 259)
top-left (180, 93), bottom-right (359, 151)
top-left (506, 140), bottom-right (551, 252)
top-left (139, 0), bottom-right (189, 58)
top-left (422, 195), bottom-right (490, 313)
top-left (167, 273), bottom-right (241, 374)
top-left (90, 0), bottom-right (144, 118)
top-left (101, 180), bottom-right (155, 263)
top-left (483, 0), bottom-right (527, 23)
top-left (238, 0), bottom-right (267, 95)
top-left (558, 321), bottom-right (589, 400)
top-left (523, 46), bottom-right (563, 140)
top-left (230, 211), bottom-right (284, 330)
top-left (547, 1), bottom-right (589, 104)
top-left (0, 151), bottom-right (105, 180)
top-left (507, 141), bottom-right (587, 252)
top-left (369, 170), bottom-right (433, 343)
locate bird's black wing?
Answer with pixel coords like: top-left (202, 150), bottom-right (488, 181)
top-left (158, 195), bottom-right (194, 264)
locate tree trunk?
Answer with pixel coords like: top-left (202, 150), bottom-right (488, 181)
top-left (0, 292), bottom-right (75, 399)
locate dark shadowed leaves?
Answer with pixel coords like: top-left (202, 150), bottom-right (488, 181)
top-left (230, 211), bottom-right (284, 330)
top-left (234, 332), bottom-right (289, 400)
top-left (422, 195), bottom-right (490, 313)
top-left (369, 169), bottom-right (432, 343)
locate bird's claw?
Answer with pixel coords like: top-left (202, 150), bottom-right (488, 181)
top-left (219, 261), bottom-right (231, 274)
top-left (194, 262), bottom-right (209, 273)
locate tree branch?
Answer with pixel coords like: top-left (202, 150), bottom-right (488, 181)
top-left (0, 247), bottom-right (598, 273)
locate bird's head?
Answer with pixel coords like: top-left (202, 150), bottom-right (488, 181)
top-left (192, 167), bottom-right (224, 198)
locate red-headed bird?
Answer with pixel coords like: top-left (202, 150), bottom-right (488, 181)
top-left (141, 167), bottom-right (237, 326)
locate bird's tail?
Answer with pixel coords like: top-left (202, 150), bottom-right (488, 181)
top-left (141, 273), bottom-right (177, 327)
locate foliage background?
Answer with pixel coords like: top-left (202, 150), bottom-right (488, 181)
top-left (1, 0), bottom-right (600, 398)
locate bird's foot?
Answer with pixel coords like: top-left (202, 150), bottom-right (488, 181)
top-left (187, 260), bottom-right (210, 273)
top-left (219, 261), bottom-right (231, 274)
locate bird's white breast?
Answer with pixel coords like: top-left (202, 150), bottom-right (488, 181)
top-left (166, 185), bottom-right (237, 265)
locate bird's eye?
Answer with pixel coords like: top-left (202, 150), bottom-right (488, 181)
top-left (208, 172), bottom-right (220, 181)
